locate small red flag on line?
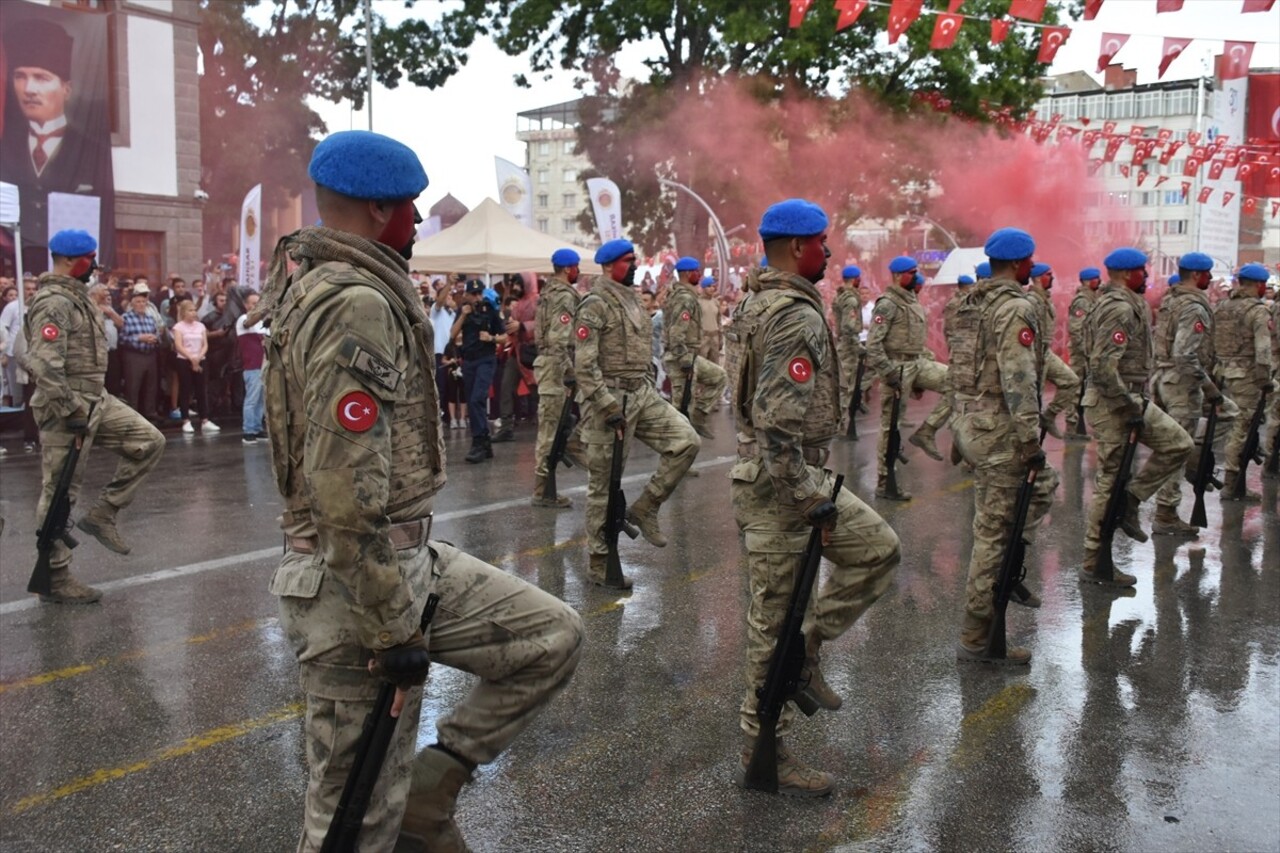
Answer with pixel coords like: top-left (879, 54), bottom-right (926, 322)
top-left (1198, 186), bottom-right (1213, 204)
top-left (887, 0), bottom-right (924, 44)
top-left (1221, 41), bottom-right (1255, 81)
top-left (1242, 196), bottom-right (1258, 214)
top-left (991, 18), bottom-right (1011, 45)
top-left (931, 13), bottom-right (964, 49)
top-left (1084, 0), bottom-right (1106, 20)
top-left (834, 0), bottom-right (869, 31)
top-left (1098, 33), bottom-right (1130, 72)
top-left (1037, 26), bottom-right (1070, 63)
top-left (1159, 38), bottom-right (1193, 79)
top-left (1242, 0), bottom-right (1276, 13)
top-left (789, 0), bottom-right (813, 28)
top-left (1156, 0), bottom-right (1185, 11)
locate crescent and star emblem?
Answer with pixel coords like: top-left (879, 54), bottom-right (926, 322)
top-left (336, 391), bottom-right (378, 432)
top-left (788, 357), bottom-right (813, 383)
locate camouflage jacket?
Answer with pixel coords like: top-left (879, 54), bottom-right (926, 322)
top-left (1086, 283), bottom-right (1154, 410)
top-left (1153, 284), bottom-right (1215, 389)
top-left (574, 276), bottom-right (652, 412)
top-left (534, 275), bottom-right (580, 381)
top-left (1213, 287), bottom-right (1273, 385)
top-left (1067, 285), bottom-right (1097, 370)
top-left (22, 273), bottom-right (106, 419)
top-left (663, 282), bottom-right (702, 366)
top-left (865, 284), bottom-right (925, 378)
top-left (831, 286), bottom-right (862, 346)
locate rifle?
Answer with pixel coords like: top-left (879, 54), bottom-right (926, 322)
top-left (846, 350), bottom-right (866, 440)
top-left (1228, 388), bottom-right (1269, 499)
top-left (1188, 402), bottom-right (1222, 528)
top-left (321, 593), bottom-right (441, 853)
top-left (882, 367), bottom-right (908, 499)
top-left (1094, 400), bottom-right (1147, 582)
top-left (743, 475), bottom-right (844, 794)
top-left (28, 432), bottom-right (87, 596)
top-left (542, 392), bottom-right (578, 503)
top-left (604, 402), bottom-right (639, 588)
top-left (985, 464), bottom-right (1037, 659)
top-left (1074, 373), bottom-right (1088, 437)
top-left (678, 362), bottom-right (694, 418)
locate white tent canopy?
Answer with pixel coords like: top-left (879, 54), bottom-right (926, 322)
top-left (931, 247), bottom-right (987, 285)
top-left (411, 198), bottom-right (598, 275)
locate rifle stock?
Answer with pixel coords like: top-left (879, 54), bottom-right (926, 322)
top-left (1229, 389), bottom-right (1268, 499)
top-left (1095, 401), bottom-right (1146, 581)
top-left (1189, 404), bottom-right (1219, 528)
top-left (744, 475), bottom-right (844, 794)
top-left (28, 433), bottom-right (86, 597)
top-left (846, 351), bottom-right (865, 439)
top-left (1074, 372), bottom-right (1088, 437)
top-left (678, 364), bottom-right (693, 418)
top-left (883, 367), bottom-right (907, 498)
top-left (985, 465), bottom-right (1037, 659)
top-left (543, 393), bottom-right (578, 502)
top-left (604, 404), bottom-right (639, 588)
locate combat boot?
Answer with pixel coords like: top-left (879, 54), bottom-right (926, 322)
top-left (797, 636), bottom-right (841, 711)
top-left (689, 408), bottom-right (715, 440)
top-left (1221, 471), bottom-right (1261, 502)
top-left (1118, 491), bottom-right (1148, 543)
top-left (1009, 581), bottom-right (1042, 608)
top-left (77, 503), bottom-right (130, 555)
top-left (484, 434), bottom-right (494, 458)
top-left (464, 437), bottom-right (486, 464)
top-left (398, 746), bottom-right (474, 853)
top-left (875, 476), bottom-right (911, 501)
top-left (626, 492), bottom-right (667, 547)
top-left (491, 424), bottom-right (514, 443)
top-left (530, 476), bottom-right (571, 509)
top-left (588, 554), bottom-right (632, 590)
top-left (908, 426), bottom-right (942, 461)
top-left (1078, 549), bottom-right (1136, 588)
top-left (39, 570), bottom-right (103, 605)
top-left (736, 735), bottom-right (835, 798)
top-left (1153, 504), bottom-right (1199, 538)
top-left (955, 617), bottom-right (1032, 665)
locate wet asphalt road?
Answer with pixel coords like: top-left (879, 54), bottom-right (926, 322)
top-left (0, 398), bottom-right (1277, 853)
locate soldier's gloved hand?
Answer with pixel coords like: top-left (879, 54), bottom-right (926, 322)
top-left (798, 494), bottom-right (838, 530)
top-left (1018, 439), bottom-right (1046, 470)
top-left (884, 372), bottom-right (901, 390)
top-left (1119, 396), bottom-right (1142, 424)
top-left (563, 373), bottom-right (577, 389)
top-left (681, 359), bottom-right (694, 376)
top-left (65, 411), bottom-right (90, 436)
top-left (1262, 380), bottom-right (1277, 394)
top-left (370, 630), bottom-right (430, 690)
top-left (1202, 378), bottom-right (1222, 402)
top-left (1206, 392), bottom-right (1224, 407)
top-left (603, 403), bottom-right (625, 430)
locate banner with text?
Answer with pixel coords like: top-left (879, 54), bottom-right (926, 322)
top-left (1198, 77), bottom-right (1247, 272)
top-left (495, 157), bottom-right (534, 228)
top-left (238, 183), bottom-right (262, 291)
top-left (586, 177), bottom-right (623, 243)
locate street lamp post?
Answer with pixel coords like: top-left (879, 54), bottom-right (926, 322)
top-left (658, 178), bottom-right (731, 297)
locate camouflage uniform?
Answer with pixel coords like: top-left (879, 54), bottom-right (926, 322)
top-left (728, 267), bottom-right (900, 737)
top-left (263, 230), bottom-right (583, 851)
top-left (1082, 283), bottom-right (1193, 552)
top-left (575, 276), bottom-right (699, 573)
top-left (662, 281), bottom-right (728, 434)
top-left (1026, 283), bottom-right (1082, 429)
top-left (1266, 298), bottom-right (1280, 468)
top-left (1213, 285), bottom-right (1273, 478)
top-left (1067, 285), bottom-right (1097, 380)
top-left (1152, 283), bottom-right (1217, 509)
top-left (951, 276), bottom-right (1058, 649)
top-left (865, 285), bottom-right (950, 476)
top-left (24, 272), bottom-right (164, 597)
top-left (831, 285), bottom-right (864, 424)
top-left (532, 273), bottom-right (585, 484)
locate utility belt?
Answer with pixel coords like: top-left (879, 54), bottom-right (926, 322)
top-left (286, 516), bottom-right (432, 555)
top-left (953, 393), bottom-right (1006, 415)
top-left (605, 375), bottom-right (650, 392)
top-left (737, 438), bottom-right (829, 467)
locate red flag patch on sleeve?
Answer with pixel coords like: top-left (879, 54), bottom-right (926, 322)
top-left (576, 325), bottom-right (590, 340)
top-left (336, 391), bottom-right (379, 433)
top-left (559, 312), bottom-right (571, 324)
top-left (1073, 309), bottom-right (1085, 318)
top-left (681, 311), bottom-right (691, 321)
top-left (788, 357), bottom-right (813, 383)
top-left (41, 324), bottom-right (60, 341)
top-left (1018, 327), bottom-right (1035, 347)
top-left (873, 314), bottom-right (886, 325)
top-left (1112, 330), bottom-right (1127, 345)
top-left (1193, 321), bottom-right (1205, 334)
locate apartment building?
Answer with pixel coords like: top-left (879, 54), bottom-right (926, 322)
top-left (516, 99), bottom-right (593, 244)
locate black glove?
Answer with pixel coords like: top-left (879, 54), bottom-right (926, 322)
top-left (1119, 396), bottom-right (1142, 426)
top-left (1018, 438), bottom-right (1045, 470)
top-left (799, 495), bottom-right (838, 529)
top-left (370, 630), bottom-right (431, 690)
top-left (884, 372), bottom-right (901, 390)
top-left (65, 412), bottom-right (89, 436)
top-left (1206, 392), bottom-right (1224, 407)
top-left (681, 361), bottom-right (694, 376)
top-left (1263, 380), bottom-right (1277, 394)
top-left (563, 374), bottom-right (577, 389)
top-left (603, 403), bottom-right (625, 429)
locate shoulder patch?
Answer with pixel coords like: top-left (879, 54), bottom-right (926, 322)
top-left (559, 312), bottom-right (571, 325)
top-left (336, 391), bottom-right (378, 432)
top-left (576, 325), bottom-right (590, 340)
top-left (681, 311), bottom-right (691, 321)
top-left (1112, 330), bottom-right (1127, 345)
top-left (788, 357), bottom-right (813, 383)
top-left (349, 345), bottom-right (402, 393)
top-left (1073, 308), bottom-right (1085, 318)
top-left (873, 314), bottom-right (886, 325)
top-left (1193, 321), bottom-right (1205, 334)
top-left (41, 324), bottom-right (60, 341)
top-left (1018, 327), bottom-right (1035, 347)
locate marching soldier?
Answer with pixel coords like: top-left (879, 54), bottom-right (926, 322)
top-left (1080, 247), bottom-right (1193, 587)
top-left (23, 229), bottom-right (165, 604)
top-left (865, 256), bottom-right (952, 495)
top-left (729, 198), bottom-right (900, 794)
top-left (531, 248), bottom-right (588, 507)
top-left (953, 228), bottom-right (1058, 665)
top-left (831, 264), bottom-right (864, 433)
top-left (662, 256), bottom-right (728, 439)
top-left (1267, 287), bottom-right (1280, 479)
top-left (975, 261), bottom-right (992, 283)
top-left (1067, 266), bottom-right (1102, 438)
top-left (575, 239), bottom-right (700, 588)
top-left (257, 130), bottom-right (583, 851)
top-left (1214, 263), bottom-right (1275, 501)
top-left (1025, 263), bottom-right (1082, 438)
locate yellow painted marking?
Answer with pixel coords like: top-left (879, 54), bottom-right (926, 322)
top-left (10, 703), bottom-right (304, 815)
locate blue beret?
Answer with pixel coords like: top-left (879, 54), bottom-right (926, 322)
top-left (842, 265), bottom-right (862, 279)
top-left (1104, 247), bottom-right (1148, 270)
top-left (975, 262), bottom-right (992, 279)
top-left (1030, 263), bottom-right (1052, 277)
top-left (984, 227), bottom-right (1036, 261)
top-left (1079, 267), bottom-right (1101, 281)
top-left (551, 248), bottom-right (580, 268)
top-left (49, 229), bottom-right (97, 257)
top-left (1167, 274), bottom-right (1181, 286)
top-left (594, 239), bottom-right (635, 265)
top-left (675, 256), bottom-right (701, 272)
top-left (1178, 252), bottom-right (1213, 272)
top-left (957, 275), bottom-right (975, 285)
top-left (888, 256), bottom-right (917, 274)
top-left (1238, 263), bottom-right (1271, 282)
top-left (700, 276), bottom-right (715, 288)
top-left (758, 199), bottom-right (829, 241)
top-left (309, 130), bottom-right (428, 200)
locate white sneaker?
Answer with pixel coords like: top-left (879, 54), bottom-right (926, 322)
top-left (202, 420), bottom-right (221, 433)
top-left (182, 421), bottom-right (194, 434)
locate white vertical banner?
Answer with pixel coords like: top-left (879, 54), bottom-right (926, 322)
top-left (239, 183), bottom-right (263, 291)
top-left (586, 177), bottom-right (623, 242)
top-left (495, 157), bottom-right (534, 227)
top-left (1198, 76), bottom-right (1247, 274)
top-left (46, 192), bottom-right (101, 268)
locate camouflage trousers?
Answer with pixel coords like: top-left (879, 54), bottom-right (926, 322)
top-left (953, 404), bottom-right (1058, 640)
top-left (730, 459), bottom-right (899, 737)
top-left (663, 354), bottom-right (727, 417)
top-left (35, 393), bottom-right (164, 570)
top-left (274, 540), bottom-right (584, 853)
top-left (532, 359), bottom-right (584, 480)
top-left (1266, 382), bottom-right (1280, 460)
top-left (699, 331), bottom-right (722, 365)
top-left (877, 358), bottom-right (949, 476)
top-left (836, 342), bottom-right (866, 425)
top-left (1153, 368), bottom-right (1202, 508)
top-left (1044, 352), bottom-right (1083, 425)
top-left (1083, 398), bottom-right (1193, 551)
top-left (1221, 377), bottom-right (1265, 475)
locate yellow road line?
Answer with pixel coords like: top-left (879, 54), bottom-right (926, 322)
top-left (10, 703), bottom-right (304, 815)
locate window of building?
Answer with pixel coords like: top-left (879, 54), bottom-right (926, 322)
top-left (1135, 220), bottom-right (1157, 235)
top-left (1166, 89), bottom-right (1194, 115)
top-left (1136, 91), bottom-right (1163, 119)
top-left (562, 140), bottom-right (575, 155)
top-left (562, 193), bottom-right (575, 207)
top-left (1080, 94), bottom-right (1105, 119)
top-left (1138, 192), bottom-right (1157, 206)
top-left (538, 141), bottom-right (550, 155)
top-left (562, 217), bottom-right (576, 232)
top-left (562, 168), bottom-right (576, 182)
top-left (537, 193), bottom-right (549, 208)
top-left (1163, 190), bottom-right (1187, 205)
top-left (537, 218), bottom-right (549, 233)
top-left (1106, 92), bottom-right (1134, 120)
top-left (1163, 219), bottom-right (1188, 235)
top-left (537, 170), bottom-right (548, 184)
top-left (1108, 191), bottom-right (1131, 206)
top-left (1056, 95), bottom-right (1079, 118)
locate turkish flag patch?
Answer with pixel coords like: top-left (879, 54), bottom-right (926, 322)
top-left (336, 391), bottom-right (378, 433)
top-left (559, 313), bottom-right (571, 325)
top-left (1073, 309), bottom-right (1085, 318)
top-left (41, 324), bottom-right (59, 341)
top-left (576, 325), bottom-right (589, 340)
top-left (1193, 321), bottom-right (1205, 334)
top-left (1018, 327), bottom-right (1035, 347)
top-left (873, 314), bottom-right (886, 325)
top-left (788, 357), bottom-right (813, 383)
top-left (1112, 330), bottom-right (1127, 345)
top-left (681, 311), bottom-right (691, 321)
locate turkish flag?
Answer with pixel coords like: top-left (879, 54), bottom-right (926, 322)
top-left (1137, 170), bottom-right (1148, 186)
top-left (1155, 175), bottom-right (1169, 187)
top-left (1265, 165), bottom-right (1280, 197)
top-left (1157, 129), bottom-right (1173, 144)
top-left (1119, 164), bottom-right (1131, 178)
top-left (1037, 26), bottom-right (1070, 63)
top-left (1181, 180), bottom-right (1191, 197)
top-left (948, 0), bottom-right (964, 10)
top-left (1271, 201), bottom-right (1280, 218)
top-left (1104, 137), bottom-right (1124, 162)
top-left (1183, 157), bottom-right (1202, 177)
top-left (835, 0), bottom-right (869, 31)
top-left (1221, 41), bottom-right (1255, 80)
top-left (1089, 160), bottom-right (1105, 176)
top-left (1225, 148), bottom-right (1241, 168)
top-left (991, 19), bottom-right (1011, 45)
top-left (1084, 0), bottom-right (1106, 20)
top-left (887, 0), bottom-right (924, 44)
top-left (1242, 0), bottom-right (1276, 11)
top-left (1213, 135), bottom-right (1229, 149)
top-left (1246, 73), bottom-right (1280, 143)
top-left (1103, 120), bottom-right (1118, 135)
top-left (1082, 129), bottom-right (1101, 148)
top-left (1238, 162), bottom-right (1254, 179)
top-left (1198, 186), bottom-right (1213, 204)
top-left (931, 13), bottom-right (964, 49)
top-left (1193, 145), bottom-right (1210, 161)
top-left (1156, 0), bottom-right (1185, 11)
top-left (1131, 144), bottom-right (1148, 166)
top-left (1159, 38), bottom-right (1192, 79)
top-left (1188, 131), bottom-right (1202, 146)
top-left (1221, 191), bottom-right (1236, 207)
top-left (1243, 196), bottom-right (1258, 214)
top-left (1128, 125), bottom-right (1144, 142)
top-left (789, 0), bottom-right (813, 28)
top-left (1209, 159), bottom-right (1226, 179)
top-left (1009, 0), bottom-right (1048, 20)
top-left (1098, 33), bottom-right (1130, 72)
